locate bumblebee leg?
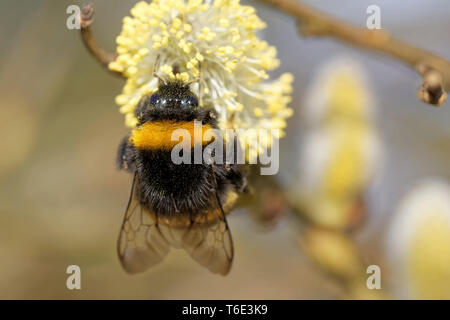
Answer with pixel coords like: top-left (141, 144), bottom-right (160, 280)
top-left (117, 136), bottom-right (135, 171)
top-left (227, 164), bottom-right (249, 194)
top-left (134, 95), bottom-right (150, 120)
top-left (195, 107), bottom-right (218, 126)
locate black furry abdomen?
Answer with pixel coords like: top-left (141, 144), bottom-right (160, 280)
top-left (135, 149), bottom-right (225, 215)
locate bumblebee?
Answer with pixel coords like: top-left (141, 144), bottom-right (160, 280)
top-left (117, 77), bottom-right (247, 275)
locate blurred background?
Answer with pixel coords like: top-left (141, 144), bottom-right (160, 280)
top-left (0, 0), bottom-right (449, 299)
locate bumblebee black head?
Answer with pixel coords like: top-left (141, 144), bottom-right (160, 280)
top-left (135, 81), bottom-right (201, 123)
top-left (146, 82), bottom-right (199, 111)
top-left (149, 82), bottom-right (199, 110)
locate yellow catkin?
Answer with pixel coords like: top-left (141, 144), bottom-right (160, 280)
top-left (109, 0), bottom-right (294, 161)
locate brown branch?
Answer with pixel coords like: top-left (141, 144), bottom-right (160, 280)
top-left (260, 0), bottom-right (449, 106)
top-left (79, 4), bottom-right (124, 78)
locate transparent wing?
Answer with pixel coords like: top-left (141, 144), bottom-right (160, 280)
top-left (153, 192), bottom-right (234, 275)
top-left (118, 171), bottom-right (234, 276)
top-left (181, 200), bottom-right (234, 275)
top-left (180, 164), bottom-right (234, 276)
top-left (117, 173), bottom-right (170, 274)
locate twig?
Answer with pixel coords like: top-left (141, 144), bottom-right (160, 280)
top-left (79, 3), bottom-right (124, 78)
top-left (260, 0), bottom-right (449, 106)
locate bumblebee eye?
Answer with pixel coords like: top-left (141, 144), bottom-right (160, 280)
top-left (181, 96), bottom-right (198, 109)
top-left (149, 94), bottom-right (160, 105)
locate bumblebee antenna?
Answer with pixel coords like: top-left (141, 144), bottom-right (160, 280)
top-left (198, 63), bottom-right (203, 106)
top-left (184, 64), bottom-right (203, 106)
top-left (153, 72), bottom-right (168, 86)
top-left (152, 54), bottom-right (167, 86)
top-left (185, 78), bottom-right (200, 86)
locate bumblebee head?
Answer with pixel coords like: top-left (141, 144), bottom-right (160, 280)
top-left (135, 82), bottom-right (200, 124)
top-left (150, 82), bottom-right (199, 110)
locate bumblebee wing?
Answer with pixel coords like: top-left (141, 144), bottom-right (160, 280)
top-left (180, 199), bottom-right (234, 275)
top-left (145, 190), bottom-right (234, 275)
top-left (177, 165), bottom-right (234, 275)
top-left (117, 173), bottom-right (170, 274)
